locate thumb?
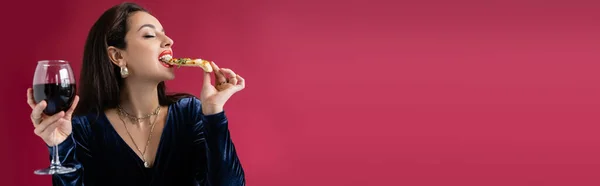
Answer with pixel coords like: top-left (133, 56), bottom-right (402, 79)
top-left (65, 95), bottom-right (80, 120)
top-left (203, 71), bottom-right (212, 87)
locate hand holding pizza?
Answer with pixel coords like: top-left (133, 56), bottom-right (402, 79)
top-left (199, 62), bottom-right (245, 115)
top-left (160, 56), bottom-right (245, 115)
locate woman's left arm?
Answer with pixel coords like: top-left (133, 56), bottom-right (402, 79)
top-left (195, 109), bottom-right (245, 185)
top-left (193, 62), bottom-right (246, 185)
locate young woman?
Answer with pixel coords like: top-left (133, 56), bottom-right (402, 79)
top-left (26, 2), bottom-right (246, 185)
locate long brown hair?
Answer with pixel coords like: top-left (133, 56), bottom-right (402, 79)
top-left (75, 2), bottom-right (193, 116)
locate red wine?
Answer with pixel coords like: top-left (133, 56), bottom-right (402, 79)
top-left (33, 83), bottom-right (76, 115)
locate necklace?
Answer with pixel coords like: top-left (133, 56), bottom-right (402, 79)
top-left (117, 104), bottom-right (160, 123)
top-left (117, 106), bottom-right (160, 168)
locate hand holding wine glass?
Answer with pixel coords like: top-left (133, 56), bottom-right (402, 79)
top-left (27, 88), bottom-right (79, 146)
top-left (28, 60), bottom-right (79, 175)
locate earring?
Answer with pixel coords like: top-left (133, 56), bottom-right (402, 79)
top-left (120, 66), bottom-right (129, 78)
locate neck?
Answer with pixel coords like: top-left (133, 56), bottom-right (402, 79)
top-left (119, 80), bottom-right (161, 117)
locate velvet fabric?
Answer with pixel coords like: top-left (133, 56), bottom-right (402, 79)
top-left (47, 97), bottom-right (245, 186)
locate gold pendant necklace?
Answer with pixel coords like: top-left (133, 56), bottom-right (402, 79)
top-left (117, 106), bottom-right (160, 168)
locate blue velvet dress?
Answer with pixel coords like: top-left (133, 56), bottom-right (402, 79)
top-left (48, 97), bottom-right (245, 186)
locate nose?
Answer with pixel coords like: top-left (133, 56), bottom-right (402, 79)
top-left (162, 35), bottom-right (174, 48)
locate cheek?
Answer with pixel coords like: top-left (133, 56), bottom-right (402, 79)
top-left (134, 61), bottom-right (162, 74)
top-left (126, 46), bottom-right (159, 67)
top-left (124, 38), bottom-right (156, 57)
top-left (130, 45), bottom-right (156, 61)
top-left (121, 39), bottom-right (165, 76)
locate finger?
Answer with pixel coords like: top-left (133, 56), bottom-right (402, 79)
top-left (34, 111), bottom-right (65, 135)
top-left (224, 74), bottom-right (245, 93)
top-left (220, 68), bottom-right (238, 85)
top-left (27, 88), bottom-right (36, 109)
top-left (65, 95), bottom-right (80, 119)
top-left (210, 61), bottom-right (221, 71)
top-left (211, 62), bottom-right (226, 84)
top-left (235, 74), bottom-right (246, 91)
top-left (38, 119), bottom-right (64, 140)
top-left (31, 101), bottom-right (47, 125)
top-left (203, 68), bottom-right (212, 86)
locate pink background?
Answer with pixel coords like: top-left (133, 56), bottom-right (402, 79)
top-left (1, 0), bottom-right (600, 185)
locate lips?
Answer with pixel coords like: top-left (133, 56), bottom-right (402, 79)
top-left (159, 50), bottom-right (173, 68)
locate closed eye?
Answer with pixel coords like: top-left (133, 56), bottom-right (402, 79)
top-left (143, 35), bottom-right (156, 38)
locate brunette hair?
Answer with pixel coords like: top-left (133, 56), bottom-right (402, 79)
top-left (75, 2), bottom-right (192, 116)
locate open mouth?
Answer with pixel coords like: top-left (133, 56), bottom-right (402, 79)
top-left (159, 50), bottom-right (173, 68)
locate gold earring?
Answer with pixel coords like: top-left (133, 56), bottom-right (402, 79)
top-left (120, 66), bottom-right (129, 78)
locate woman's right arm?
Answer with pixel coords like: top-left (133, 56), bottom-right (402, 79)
top-left (48, 116), bottom-right (93, 186)
top-left (27, 88), bottom-right (91, 186)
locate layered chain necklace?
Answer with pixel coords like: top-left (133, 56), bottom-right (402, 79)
top-left (116, 105), bottom-right (161, 168)
top-left (117, 105), bottom-right (161, 123)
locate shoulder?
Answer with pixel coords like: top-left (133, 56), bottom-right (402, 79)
top-left (71, 114), bottom-right (91, 125)
top-left (174, 96), bottom-right (202, 107)
top-left (169, 96), bottom-right (204, 122)
top-left (69, 113), bottom-right (97, 141)
top-left (171, 96), bottom-right (202, 113)
top-left (71, 112), bottom-right (104, 129)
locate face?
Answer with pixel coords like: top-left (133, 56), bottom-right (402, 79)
top-left (109, 11), bottom-right (175, 82)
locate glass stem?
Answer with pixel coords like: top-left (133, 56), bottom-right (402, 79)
top-left (50, 132), bottom-right (61, 167)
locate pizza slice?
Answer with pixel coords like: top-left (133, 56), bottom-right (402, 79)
top-left (160, 55), bottom-right (213, 72)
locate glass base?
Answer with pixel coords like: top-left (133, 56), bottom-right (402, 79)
top-left (34, 165), bottom-right (76, 175)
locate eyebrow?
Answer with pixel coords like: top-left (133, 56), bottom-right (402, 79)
top-left (137, 24), bottom-right (165, 32)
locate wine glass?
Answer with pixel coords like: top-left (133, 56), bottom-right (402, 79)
top-left (32, 60), bottom-right (77, 175)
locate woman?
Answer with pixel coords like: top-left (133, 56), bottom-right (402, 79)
top-left (26, 2), bottom-right (246, 185)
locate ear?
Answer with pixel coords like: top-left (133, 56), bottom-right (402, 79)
top-left (107, 46), bottom-right (126, 67)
